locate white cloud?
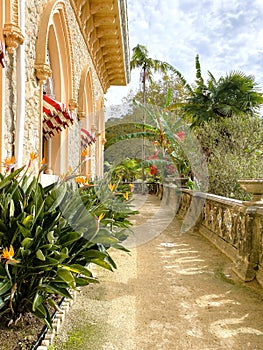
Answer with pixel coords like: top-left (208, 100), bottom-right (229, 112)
top-left (105, 0), bottom-right (263, 107)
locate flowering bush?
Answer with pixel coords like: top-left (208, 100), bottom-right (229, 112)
top-left (0, 155), bottom-right (135, 328)
top-left (150, 165), bottom-right (158, 176)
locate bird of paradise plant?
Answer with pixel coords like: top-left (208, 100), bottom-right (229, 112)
top-left (0, 153), bottom-right (135, 328)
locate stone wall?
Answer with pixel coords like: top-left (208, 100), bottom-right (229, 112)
top-left (24, 1), bottom-right (48, 160)
top-left (4, 54), bottom-right (16, 158)
top-left (162, 185), bottom-right (263, 287)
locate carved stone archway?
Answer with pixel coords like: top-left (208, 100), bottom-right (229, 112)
top-left (35, 0), bottom-right (74, 175)
top-left (78, 65), bottom-right (95, 176)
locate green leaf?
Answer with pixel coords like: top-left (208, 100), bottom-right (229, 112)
top-left (67, 264), bottom-right (92, 278)
top-left (35, 303), bottom-right (47, 318)
top-left (0, 280), bottom-right (11, 296)
top-left (57, 269), bottom-right (75, 289)
top-left (40, 283), bottom-right (72, 299)
top-left (105, 255), bottom-right (117, 269)
top-left (31, 303), bottom-right (52, 329)
top-left (75, 276), bottom-right (99, 287)
top-left (0, 167), bottom-right (25, 190)
top-left (90, 258), bottom-right (113, 271)
top-left (0, 220), bottom-right (7, 233)
top-left (0, 265), bottom-right (7, 278)
top-left (32, 292), bottom-right (43, 311)
top-left (47, 185), bottom-right (68, 213)
top-left (33, 257), bottom-right (60, 269)
top-left (47, 231), bottom-right (55, 244)
top-left (21, 237), bottom-right (34, 249)
top-left (33, 200), bottom-right (45, 224)
top-left (114, 229), bottom-right (129, 241)
top-left (22, 215), bottom-right (33, 226)
top-left (35, 225), bottom-right (43, 238)
top-left (9, 200), bottom-right (15, 217)
top-left (36, 249), bottom-right (46, 261)
top-left (59, 232), bottom-right (82, 246)
top-left (46, 298), bottom-right (62, 312)
top-left (17, 223), bottom-right (31, 238)
top-left (0, 297), bottom-right (6, 310)
top-left (92, 235), bottom-right (119, 245)
top-left (112, 243), bottom-right (130, 253)
top-left (81, 250), bottom-right (108, 260)
top-left (0, 179), bottom-right (11, 190)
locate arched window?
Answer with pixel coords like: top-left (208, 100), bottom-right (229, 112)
top-left (35, 1), bottom-right (74, 176)
top-left (78, 66), bottom-right (95, 176)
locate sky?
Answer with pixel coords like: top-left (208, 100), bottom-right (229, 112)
top-left (105, 0), bottom-right (263, 108)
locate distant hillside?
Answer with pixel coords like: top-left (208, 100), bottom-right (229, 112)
top-left (105, 103), bottom-right (132, 121)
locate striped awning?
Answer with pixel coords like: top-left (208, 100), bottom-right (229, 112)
top-left (0, 41), bottom-right (5, 68)
top-left (43, 94), bottom-right (74, 138)
top-left (81, 128), bottom-right (96, 147)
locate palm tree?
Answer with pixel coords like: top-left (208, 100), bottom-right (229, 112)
top-left (130, 44), bottom-right (184, 193)
top-left (183, 55), bottom-right (263, 127)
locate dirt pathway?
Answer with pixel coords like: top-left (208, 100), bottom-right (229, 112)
top-left (54, 194), bottom-right (263, 350)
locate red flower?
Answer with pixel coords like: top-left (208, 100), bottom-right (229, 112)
top-left (150, 165), bottom-right (158, 176)
top-left (175, 131), bottom-right (185, 141)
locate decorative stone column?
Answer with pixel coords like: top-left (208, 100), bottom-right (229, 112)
top-left (78, 111), bottom-right (86, 121)
top-left (69, 98), bottom-right (78, 112)
top-left (45, 138), bottom-right (53, 175)
top-left (34, 63), bottom-right (52, 169)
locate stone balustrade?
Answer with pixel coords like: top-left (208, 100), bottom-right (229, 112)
top-left (161, 184), bottom-right (263, 287)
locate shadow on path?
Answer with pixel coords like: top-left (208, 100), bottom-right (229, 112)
top-left (54, 194), bottom-right (263, 350)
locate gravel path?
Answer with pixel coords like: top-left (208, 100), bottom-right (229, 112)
top-left (54, 194), bottom-right (263, 350)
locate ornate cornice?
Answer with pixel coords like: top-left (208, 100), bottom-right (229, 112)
top-left (3, 23), bottom-right (24, 53)
top-left (70, 0), bottom-right (130, 92)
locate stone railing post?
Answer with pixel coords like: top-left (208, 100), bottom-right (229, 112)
top-left (233, 206), bottom-right (259, 281)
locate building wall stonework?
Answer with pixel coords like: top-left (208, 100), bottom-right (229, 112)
top-left (21, 0), bottom-right (104, 175)
top-left (1, 0), bottom-right (129, 177)
top-left (4, 54), bottom-right (16, 158)
top-left (64, 0), bottom-right (104, 174)
top-left (24, 1), bottom-right (48, 161)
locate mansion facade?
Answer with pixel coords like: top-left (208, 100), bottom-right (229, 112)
top-left (0, 0), bottom-right (130, 180)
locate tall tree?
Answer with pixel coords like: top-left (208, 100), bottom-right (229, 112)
top-left (130, 44), bottom-right (185, 192)
top-left (130, 44), bottom-right (185, 83)
top-left (183, 55), bottom-right (263, 127)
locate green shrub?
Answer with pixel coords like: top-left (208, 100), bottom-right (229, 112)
top-left (196, 115), bottom-right (263, 199)
top-left (0, 167), bottom-right (134, 328)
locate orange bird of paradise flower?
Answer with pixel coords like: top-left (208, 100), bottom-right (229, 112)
top-left (28, 152), bottom-right (38, 168)
top-left (81, 149), bottom-right (88, 157)
top-left (75, 176), bottom-right (85, 184)
top-left (30, 152), bottom-right (38, 161)
top-left (1, 246), bottom-right (19, 264)
top-left (3, 156), bottom-right (15, 172)
top-left (98, 213), bottom-right (105, 222)
top-left (123, 192), bottom-right (129, 200)
top-left (108, 183), bottom-right (116, 192)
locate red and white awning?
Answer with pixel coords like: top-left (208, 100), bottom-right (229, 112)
top-left (81, 128), bottom-right (96, 147)
top-left (0, 41), bottom-right (5, 68)
top-left (43, 94), bottom-right (74, 138)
